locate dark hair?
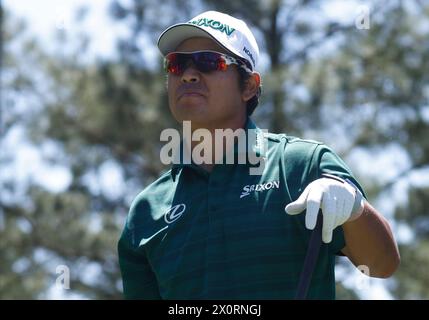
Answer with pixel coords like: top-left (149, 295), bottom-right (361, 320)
top-left (237, 62), bottom-right (262, 116)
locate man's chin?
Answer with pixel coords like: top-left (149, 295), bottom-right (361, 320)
top-left (173, 105), bottom-right (208, 120)
top-left (175, 100), bottom-right (206, 109)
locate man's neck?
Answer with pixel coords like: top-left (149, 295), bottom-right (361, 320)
top-left (186, 116), bottom-right (247, 172)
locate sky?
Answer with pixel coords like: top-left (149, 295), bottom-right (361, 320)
top-left (2, 0), bottom-right (403, 300)
top-left (2, 0), bottom-right (128, 196)
top-left (3, 0), bottom-right (123, 59)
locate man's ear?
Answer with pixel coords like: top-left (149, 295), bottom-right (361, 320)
top-left (242, 72), bottom-right (261, 102)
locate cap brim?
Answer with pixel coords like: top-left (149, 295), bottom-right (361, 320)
top-left (157, 23), bottom-right (230, 56)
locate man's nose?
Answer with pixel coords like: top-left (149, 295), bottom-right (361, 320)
top-left (181, 66), bottom-right (200, 83)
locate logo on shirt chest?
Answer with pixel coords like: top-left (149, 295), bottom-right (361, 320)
top-left (240, 180), bottom-right (280, 198)
top-left (164, 204), bottom-right (186, 224)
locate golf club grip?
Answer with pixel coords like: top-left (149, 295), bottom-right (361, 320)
top-left (294, 211), bottom-right (323, 300)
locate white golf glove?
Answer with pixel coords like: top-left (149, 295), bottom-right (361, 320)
top-left (285, 174), bottom-right (365, 243)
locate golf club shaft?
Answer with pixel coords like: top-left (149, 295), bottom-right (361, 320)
top-left (295, 211), bottom-right (323, 299)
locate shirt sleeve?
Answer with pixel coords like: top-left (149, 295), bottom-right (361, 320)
top-left (316, 145), bottom-right (366, 198)
top-left (118, 225), bottom-right (162, 299)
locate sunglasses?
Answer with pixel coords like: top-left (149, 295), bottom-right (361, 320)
top-left (164, 50), bottom-right (253, 76)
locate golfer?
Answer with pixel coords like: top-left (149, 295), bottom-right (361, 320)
top-left (118, 10), bottom-right (400, 299)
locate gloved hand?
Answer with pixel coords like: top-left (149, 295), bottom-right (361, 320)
top-left (285, 174), bottom-right (365, 243)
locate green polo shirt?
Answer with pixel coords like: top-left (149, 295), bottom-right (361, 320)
top-left (118, 118), bottom-right (364, 299)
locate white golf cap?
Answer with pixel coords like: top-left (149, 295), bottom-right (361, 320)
top-left (157, 11), bottom-right (259, 71)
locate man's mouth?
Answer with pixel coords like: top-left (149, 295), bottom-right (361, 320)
top-left (178, 92), bottom-right (205, 100)
top-left (176, 84), bottom-right (207, 101)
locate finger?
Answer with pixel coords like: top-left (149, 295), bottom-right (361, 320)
top-left (336, 188), bottom-right (353, 226)
top-left (341, 190), bottom-right (355, 223)
top-left (305, 185), bottom-right (324, 230)
top-left (322, 191), bottom-right (335, 243)
top-left (285, 186), bottom-right (310, 215)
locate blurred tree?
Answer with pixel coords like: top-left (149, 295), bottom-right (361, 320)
top-left (393, 186), bottom-right (429, 299)
top-left (322, 1), bottom-right (429, 299)
top-left (1, 7), bottom-right (126, 298)
top-left (1, 0), bottom-right (428, 299)
top-left (1, 8), bottom-right (50, 298)
top-left (1, 0), bottom-right (208, 300)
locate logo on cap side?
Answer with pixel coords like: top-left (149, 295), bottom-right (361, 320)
top-left (243, 46), bottom-right (255, 68)
top-left (189, 18), bottom-right (236, 36)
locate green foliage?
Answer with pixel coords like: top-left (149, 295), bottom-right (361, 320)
top-left (2, 0), bottom-right (428, 299)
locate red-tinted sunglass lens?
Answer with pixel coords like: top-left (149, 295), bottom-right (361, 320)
top-left (165, 53), bottom-right (182, 75)
top-left (165, 52), bottom-right (226, 75)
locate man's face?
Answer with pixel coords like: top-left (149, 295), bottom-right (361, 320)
top-left (167, 37), bottom-right (246, 129)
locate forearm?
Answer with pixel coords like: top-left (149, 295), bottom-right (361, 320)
top-left (341, 201), bottom-right (400, 278)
